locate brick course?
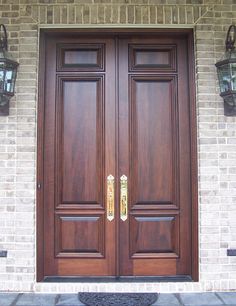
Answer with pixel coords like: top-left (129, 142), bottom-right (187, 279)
top-left (0, 0), bottom-right (236, 293)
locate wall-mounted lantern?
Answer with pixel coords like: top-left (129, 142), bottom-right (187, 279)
top-left (215, 25), bottom-right (236, 116)
top-left (0, 24), bottom-right (19, 116)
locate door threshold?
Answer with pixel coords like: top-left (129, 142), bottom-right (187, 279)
top-left (43, 275), bottom-right (193, 283)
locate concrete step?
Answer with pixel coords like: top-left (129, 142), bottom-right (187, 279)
top-left (0, 292), bottom-right (236, 306)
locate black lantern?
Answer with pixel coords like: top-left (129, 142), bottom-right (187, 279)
top-left (215, 25), bottom-right (236, 116)
top-left (0, 24), bottom-right (19, 116)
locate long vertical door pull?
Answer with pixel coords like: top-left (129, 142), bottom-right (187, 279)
top-left (120, 175), bottom-right (128, 221)
top-left (107, 175), bottom-right (115, 221)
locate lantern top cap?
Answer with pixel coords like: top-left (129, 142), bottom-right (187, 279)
top-left (0, 24), bottom-right (7, 52)
top-left (226, 25), bottom-right (236, 51)
top-left (216, 25), bottom-right (236, 66)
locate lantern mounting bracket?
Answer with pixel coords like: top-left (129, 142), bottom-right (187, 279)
top-left (0, 24), bottom-right (7, 52)
top-left (226, 25), bottom-right (236, 52)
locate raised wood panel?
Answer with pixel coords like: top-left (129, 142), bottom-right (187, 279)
top-left (55, 213), bottom-right (104, 258)
top-left (56, 76), bottom-right (104, 206)
top-left (57, 43), bottom-right (105, 71)
top-left (130, 76), bottom-right (178, 206)
top-left (65, 50), bottom-right (97, 65)
top-left (130, 213), bottom-right (179, 258)
top-left (129, 45), bottom-right (176, 71)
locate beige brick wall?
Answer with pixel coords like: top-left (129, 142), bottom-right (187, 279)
top-left (0, 0), bottom-right (236, 292)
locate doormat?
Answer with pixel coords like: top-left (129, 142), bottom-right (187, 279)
top-left (78, 292), bottom-right (158, 306)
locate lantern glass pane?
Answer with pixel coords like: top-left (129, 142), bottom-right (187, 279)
top-left (11, 69), bottom-right (17, 93)
top-left (0, 68), bottom-right (5, 92)
top-left (5, 69), bottom-right (13, 93)
top-left (218, 64), bottom-right (231, 92)
top-left (230, 63), bottom-right (236, 91)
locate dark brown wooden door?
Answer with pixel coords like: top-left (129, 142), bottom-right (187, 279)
top-left (38, 31), bottom-right (197, 280)
top-left (40, 36), bottom-right (117, 277)
top-left (118, 36), bottom-right (194, 276)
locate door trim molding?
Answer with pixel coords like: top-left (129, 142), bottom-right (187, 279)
top-left (39, 24), bottom-right (194, 29)
top-left (37, 28), bottom-right (198, 282)
top-left (37, 29), bottom-right (46, 282)
top-left (187, 30), bottom-right (198, 282)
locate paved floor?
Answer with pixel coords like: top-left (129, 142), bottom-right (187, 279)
top-left (0, 292), bottom-right (236, 306)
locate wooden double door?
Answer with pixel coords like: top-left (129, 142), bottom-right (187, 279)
top-left (37, 31), bottom-right (197, 281)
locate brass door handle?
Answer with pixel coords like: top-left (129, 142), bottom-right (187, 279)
top-left (120, 175), bottom-right (128, 221)
top-left (107, 175), bottom-right (115, 221)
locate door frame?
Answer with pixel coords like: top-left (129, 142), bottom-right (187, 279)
top-left (37, 28), bottom-right (198, 282)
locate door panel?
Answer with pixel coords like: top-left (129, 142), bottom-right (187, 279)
top-left (130, 76), bottom-right (177, 204)
top-left (38, 32), bottom-right (197, 280)
top-left (129, 44), bottom-right (176, 71)
top-left (130, 213), bottom-right (179, 258)
top-left (57, 77), bottom-right (104, 205)
top-left (55, 213), bottom-right (105, 258)
top-left (57, 43), bottom-right (105, 71)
